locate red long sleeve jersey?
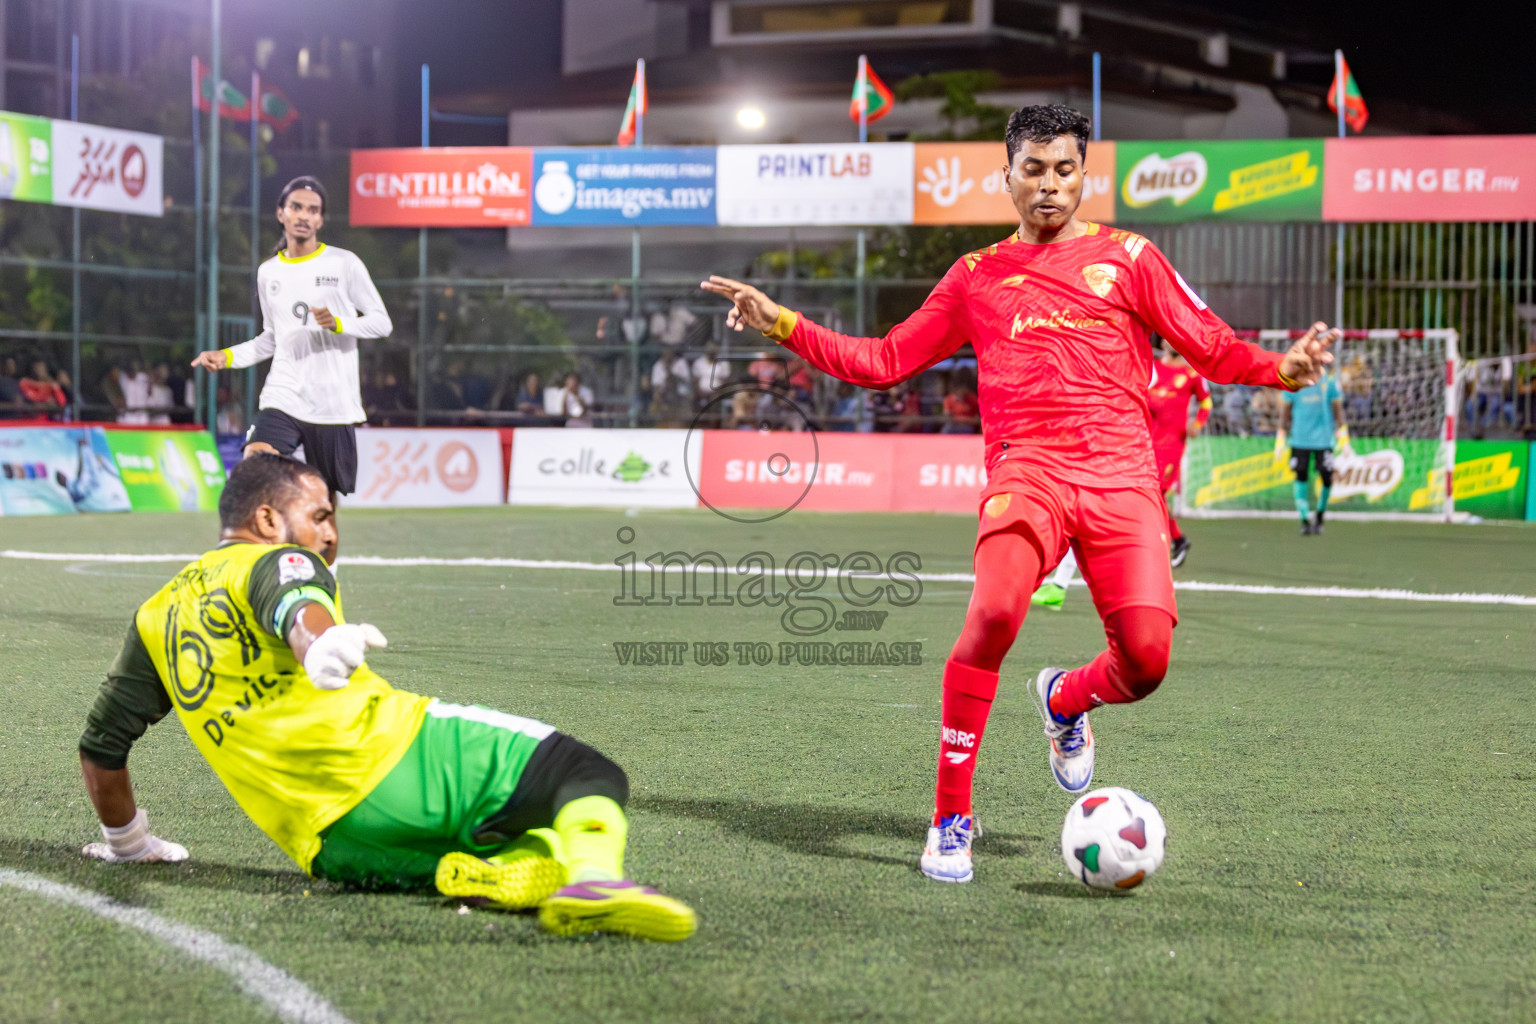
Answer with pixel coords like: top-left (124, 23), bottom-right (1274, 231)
top-left (774, 224), bottom-right (1287, 489)
top-left (1148, 358), bottom-right (1212, 457)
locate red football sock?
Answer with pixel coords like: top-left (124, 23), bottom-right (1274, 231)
top-left (934, 659), bottom-right (1000, 819)
top-left (1049, 607), bottom-right (1174, 720)
top-left (1167, 512), bottom-right (1183, 541)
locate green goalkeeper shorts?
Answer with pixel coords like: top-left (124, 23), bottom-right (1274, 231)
top-left (311, 700), bottom-right (554, 888)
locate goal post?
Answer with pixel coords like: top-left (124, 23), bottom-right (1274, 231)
top-left (1178, 329), bottom-right (1460, 523)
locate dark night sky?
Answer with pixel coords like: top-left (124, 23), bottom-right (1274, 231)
top-left (396, 0), bottom-right (1536, 142)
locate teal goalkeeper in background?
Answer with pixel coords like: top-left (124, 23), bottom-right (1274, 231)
top-left (1281, 374), bottom-right (1341, 449)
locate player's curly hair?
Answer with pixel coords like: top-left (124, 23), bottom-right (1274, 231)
top-left (1004, 105), bottom-right (1092, 165)
top-left (219, 453), bottom-right (326, 529)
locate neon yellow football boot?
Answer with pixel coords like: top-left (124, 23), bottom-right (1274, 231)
top-left (538, 880), bottom-right (697, 942)
top-left (435, 828), bottom-right (567, 909)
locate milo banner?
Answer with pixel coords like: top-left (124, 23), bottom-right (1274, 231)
top-left (1184, 436), bottom-right (1449, 514)
top-left (1450, 440), bottom-right (1527, 520)
top-left (102, 430), bottom-right (226, 512)
top-left (1117, 140), bottom-right (1324, 223)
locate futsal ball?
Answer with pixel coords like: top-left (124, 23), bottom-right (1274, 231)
top-left (1060, 787), bottom-right (1166, 892)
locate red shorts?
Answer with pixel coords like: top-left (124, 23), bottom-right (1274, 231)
top-left (976, 461), bottom-right (1178, 624)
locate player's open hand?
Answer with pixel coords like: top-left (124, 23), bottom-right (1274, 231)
top-left (700, 276), bottom-right (781, 333)
top-left (189, 350), bottom-right (227, 373)
top-left (1278, 322), bottom-right (1339, 387)
top-left (304, 623), bottom-right (388, 691)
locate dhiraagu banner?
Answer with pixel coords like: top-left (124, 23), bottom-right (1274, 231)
top-left (104, 430), bottom-right (226, 512)
top-left (1184, 436), bottom-right (1450, 513)
top-left (1117, 139), bottom-right (1324, 222)
top-left (0, 110), bottom-right (53, 202)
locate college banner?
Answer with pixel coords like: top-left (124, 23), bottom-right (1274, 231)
top-left (102, 429), bottom-right (226, 512)
top-left (912, 141), bottom-right (1116, 225)
top-left (0, 111), bottom-right (53, 203)
top-left (1322, 136), bottom-right (1536, 222)
top-left (1117, 139), bottom-right (1324, 223)
top-left (508, 428), bottom-right (696, 508)
top-left (530, 148), bottom-right (716, 226)
top-left (349, 148), bottom-right (533, 227)
top-left (349, 428), bottom-right (505, 508)
top-left (50, 120), bottom-right (163, 216)
top-left (0, 427), bottom-right (131, 516)
top-left (715, 143), bottom-right (915, 226)
top-left (1184, 436), bottom-right (1449, 513)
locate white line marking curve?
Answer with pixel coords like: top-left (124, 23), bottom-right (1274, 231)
top-left (0, 869), bottom-right (354, 1024)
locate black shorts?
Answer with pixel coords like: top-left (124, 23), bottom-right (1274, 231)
top-left (471, 733), bottom-right (629, 847)
top-left (1289, 447), bottom-right (1335, 486)
top-left (247, 408), bottom-right (358, 495)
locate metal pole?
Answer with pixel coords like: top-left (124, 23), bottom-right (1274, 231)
top-left (858, 55), bottom-right (869, 144)
top-left (249, 68), bottom-right (260, 432)
top-left (416, 63), bottom-right (429, 426)
top-left (206, 0), bottom-right (221, 435)
top-left (630, 229), bottom-right (641, 427)
top-left (70, 34), bottom-right (81, 422)
top-left (1091, 52), bottom-right (1102, 140)
top-left (855, 229), bottom-right (866, 337)
top-left (1334, 49), bottom-right (1345, 331)
top-left (192, 56), bottom-right (204, 426)
top-left (634, 58), bottom-right (645, 148)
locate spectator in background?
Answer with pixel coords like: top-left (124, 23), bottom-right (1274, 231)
top-left (20, 359), bottom-right (68, 417)
top-left (1220, 384), bottom-right (1251, 436)
top-left (869, 387), bottom-right (897, 432)
top-left (513, 372), bottom-right (543, 417)
top-left (691, 347), bottom-right (730, 402)
top-left (558, 372), bottom-right (595, 428)
top-left (145, 363), bottom-right (176, 424)
top-left (1339, 352), bottom-right (1374, 427)
top-left (215, 385), bottom-right (246, 436)
top-left (120, 360), bottom-right (151, 425)
top-left (651, 301), bottom-right (699, 347)
top-left (748, 355), bottom-right (783, 388)
top-left (831, 383), bottom-right (863, 431)
top-left (895, 382), bottom-right (924, 433)
top-left (729, 388), bottom-right (758, 430)
top-left (1250, 386), bottom-right (1283, 435)
top-left (100, 365), bottom-right (128, 420)
top-left (1469, 357), bottom-right (1512, 438)
top-left (454, 360), bottom-right (495, 413)
top-left (0, 356), bottom-right (24, 415)
top-left (649, 352), bottom-right (692, 427)
top-left (786, 357), bottom-right (816, 405)
top-left (1518, 343), bottom-right (1536, 440)
top-left (941, 378), bottom-right (980, 434)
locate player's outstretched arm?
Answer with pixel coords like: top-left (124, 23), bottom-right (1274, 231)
top-left (1276, 323), bottom-right (1339, 388)
top-left (700, 270), bottom-right (969, 390)
top-left (287, 601), bottom-right (387, 691)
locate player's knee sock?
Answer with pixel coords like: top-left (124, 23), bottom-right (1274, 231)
top-left (553, 795), bottom-right (629, 883)
top-left (1049, 608), bottom-right (1174, 719)
top-left (1167, 513), bottom-right (1183, 541)
top-left (1292, 481), bottom-right (1311, 522)
top-left (936, 660), bottom-right (999, 819)
top-left (1317, 485), bottom-right (1332, 522)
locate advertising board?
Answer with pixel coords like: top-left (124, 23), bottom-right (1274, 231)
top-left (508, 428), bottom-right (697, 508)
top-left (102, 430), bottom-right (225, 512)
top-left (715, 143), bottom-right (914, 225)
top-left (0, 111), bottom-right (53, 203)
top-left (530, 147), bottom-right (716, 226)
top-left (349, 429), bottom-right (506, 508)
top-left (1322, 136), bottom-right (1536, 222)
top-left (1117, 139), bottom-right (1324, 223)
top-left (912, 141), bottom-right (1116, 225)
top-left (50, 121), bottom-right (163, 216)
top-left (0, 427), bottom-right (131, 516)
top-left (349, 148), bottom-right (533, 227)
top-left (693, 430), bottom-right (895, 513)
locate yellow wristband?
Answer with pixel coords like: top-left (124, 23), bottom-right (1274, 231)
top-left (1276, 366), bottom-right (1299, 390)
top-left (763, 306), bottom-right (799, 343)
top-left (221, 349), bottom-right (233, 368)
top-left (331, 316), bottom-right (344, 334)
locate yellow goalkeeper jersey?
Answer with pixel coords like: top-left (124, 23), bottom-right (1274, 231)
top-left (132, 542), bottom-right (429, 872)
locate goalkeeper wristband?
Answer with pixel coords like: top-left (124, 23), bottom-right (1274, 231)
top-left (1335, 425), bottom-right (1351, 451)
top-left (763, 306), bottom-right (799, 343)
top-left (1274, 431), bottom-right (1288, 460)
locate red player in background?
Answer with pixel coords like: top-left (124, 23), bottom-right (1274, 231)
top-left (703, 105), bottom-right (1336, 885)
top-left (1148, 343), bottom-right (1212, 567)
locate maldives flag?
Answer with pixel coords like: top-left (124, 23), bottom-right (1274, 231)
top-left (849, 58), bottom-right (894, 123)
top-left (1327, 56), bottom-right (1368, 133)
top-left (193, 56), bottom-right (250, 120)
top-left (257, 81), bottom-right (300, 131)
top-left (617, 59), bottom-right (647, 146)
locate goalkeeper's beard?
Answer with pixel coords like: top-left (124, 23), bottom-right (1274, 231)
top-left (277, 510), bottom-right (337, 565)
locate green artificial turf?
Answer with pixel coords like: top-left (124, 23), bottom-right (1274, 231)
top-left (0, 509), bottom-right (1532, 1024)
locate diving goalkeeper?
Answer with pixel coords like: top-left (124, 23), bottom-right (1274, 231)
top-left (76, 454), bottom-right (694, 942)
top-left (703, 104), bottom-right (1336, 885)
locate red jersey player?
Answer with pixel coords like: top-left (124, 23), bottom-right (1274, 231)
top-left (702, 105), bottom-right (1335, 885)
top-left (1148, 343), bottom-right (1212, 567)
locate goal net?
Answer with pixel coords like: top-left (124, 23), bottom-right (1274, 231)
top-left (1178, 329), bottom-right (1459, 522)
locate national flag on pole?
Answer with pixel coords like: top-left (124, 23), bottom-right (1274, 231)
top-left (849, 58), bottom-right (895, 123)
top-left (617, 59), bottom-right (647, 146)
top-left (1328, 56), bottom-right (1368, 133)
top-left (256, 80), bottom-right (300, 131)
top-left (194, 56), bottom-right (250, 120)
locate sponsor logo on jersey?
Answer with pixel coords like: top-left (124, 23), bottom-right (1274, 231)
top-left (278, 551), bottom-right (316, 584)
top-left (315, 274), bottom-right (339, 287)
top-left (1082, 263), bottom-right (1118, 298)
top-left (266, 278), bottom-right (281, 295)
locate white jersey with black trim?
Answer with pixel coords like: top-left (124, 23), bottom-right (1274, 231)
top-left (225, 244), bottom-right (392, 425)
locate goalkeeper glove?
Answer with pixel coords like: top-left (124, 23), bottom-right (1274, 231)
top-left (304, 623), bottom-right (388, 691)
top-left (1334, 424), bottom-right (1354, 456)
top-left (1273, 430), bottom-right (1289, 462)
top-left (82, 808), bottom-right (189, 864)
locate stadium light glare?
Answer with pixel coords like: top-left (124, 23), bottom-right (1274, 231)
top-left (736, 106), bottom-right (767, 130)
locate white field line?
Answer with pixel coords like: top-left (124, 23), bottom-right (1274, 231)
top-left (0, 869), bottom-right (354, 1024)
top-left (4, 549), bottom-right (1535, 607)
